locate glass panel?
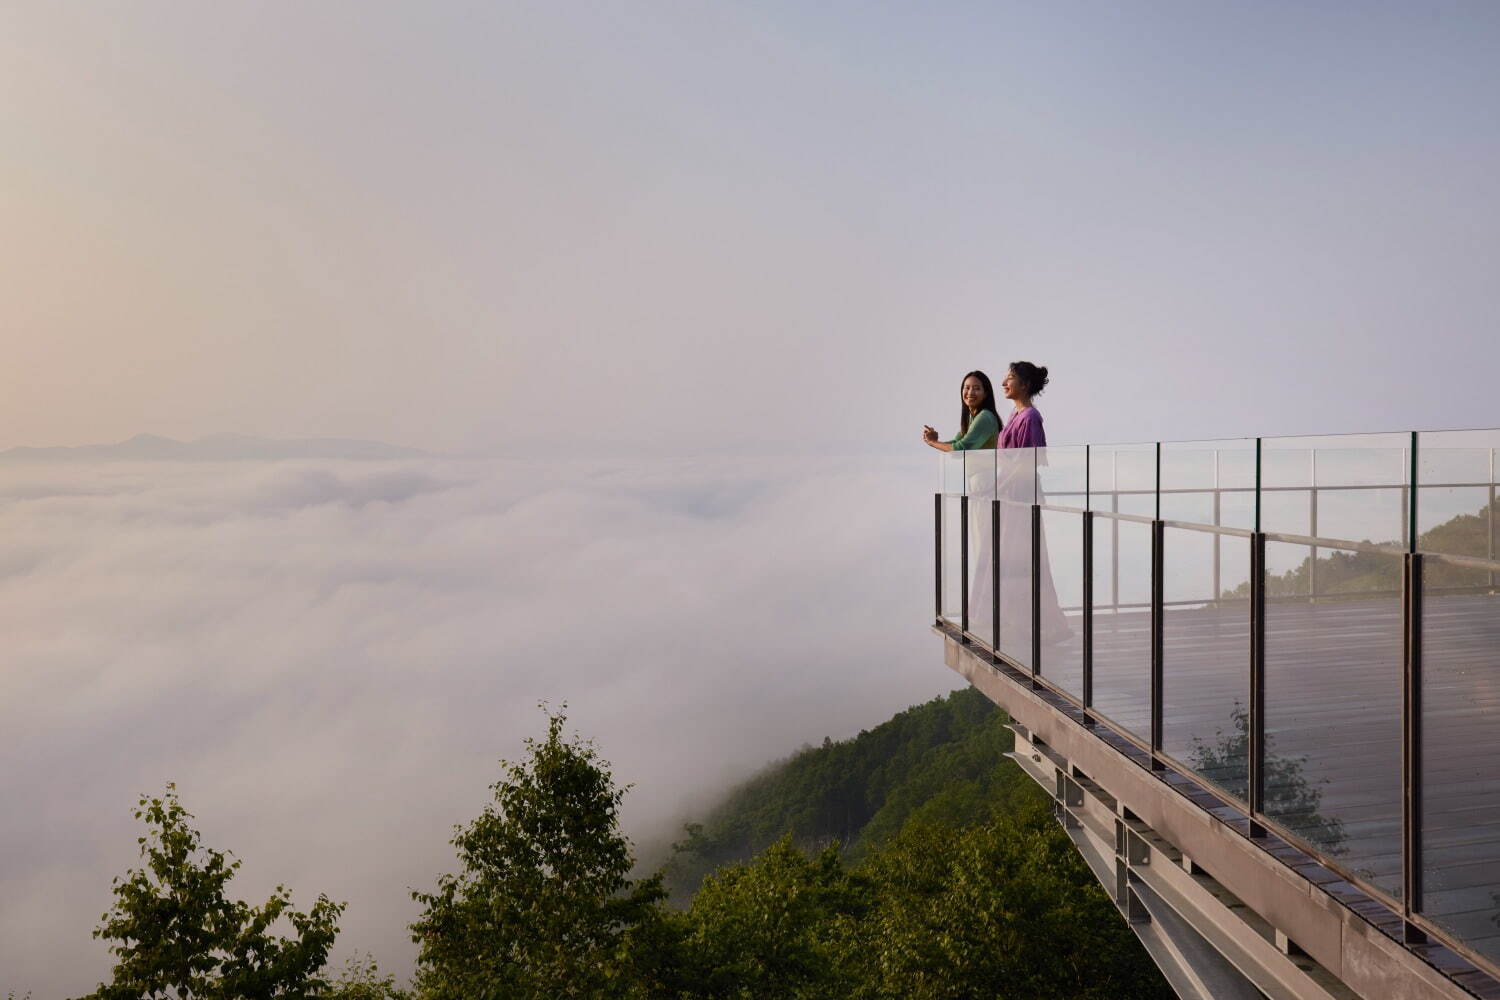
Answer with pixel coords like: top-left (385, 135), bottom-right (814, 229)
top-left (1264, 540), bottom-right (1403, 899)
top-left (996, 448), bottom-right (1035, 668)
top-left (1418, 430), bottom-right (1498, 567)
top-left (1162, 527), bottom-right (1251, 802)
top-left (1091, 516), bottom-right (1152, 737)
top-left (1039, 509), bottom-right (1084, 699)
top-left (941, 495), bottom-right (963, 625)
top-left (1422, 554), bottom-right (1500, 964)
top-left (965, 451), bottom-right (997, 643)
top-left (940, 452), bottom-right (967, 496)
top-left (1090, 443), bottom-right (1156, 519)
top-left (997, 447), bottom-right (1036, 506)
top-left (1037, 445), bottom-right (1087, 512)
top-left (1160, 438), bottom-right (1256, 529)
top-left (1262, 433), bottom-right (1409, 546)
top-left (997, 499), bottom-right (1032, 668)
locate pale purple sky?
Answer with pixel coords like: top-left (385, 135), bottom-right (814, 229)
top-left (3, 2), bottom-right (1499, 995)
top-left (4, 1), bottom-right (1498, 456)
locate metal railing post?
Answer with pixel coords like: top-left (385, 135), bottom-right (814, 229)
top-left (934, 492), bottom-right (943, 623)
top-left (960, 494), bottom-right (969, 639)
top-left (1083, 510), bottom-right (1094, 720)
top-left (1084, 445), bottom-right (1094, 720)
top-left (1250, 437), bottom-right (1266, 837)
top-left (992, 499), bottom-right (1001, 655)
top-left (1151, 516), bottom-right (1165, 768)
top-left (1032, 502), bottom-right (1042, 680)
top-left (1404, 550), bottom-right (1425, 942)
top-left (1150, 442), bottom-right (1164, 768)
top-left (1249, 530), bottom-right (1267, 837)
top-left (1404, 431), bottom-right (1425, 942)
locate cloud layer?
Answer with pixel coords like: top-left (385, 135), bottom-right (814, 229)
top-left (0, 454), bottom-right (949, 996)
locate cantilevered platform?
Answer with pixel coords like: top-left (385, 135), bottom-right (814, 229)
top-left (934, 430), bottom-right (1500, 999)
top-left (939, 624), bottom-right (1500, 1000)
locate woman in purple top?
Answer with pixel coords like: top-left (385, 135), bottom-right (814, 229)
top-left (998, 361), bottom-right (1048, 449)
top-left (994, 361), bottom-right (1071, 655)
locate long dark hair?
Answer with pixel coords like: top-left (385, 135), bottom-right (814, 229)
top-left (958, 370), bottom-right (1000, 438)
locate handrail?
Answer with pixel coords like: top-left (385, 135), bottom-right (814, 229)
top-left (933, 428), bottom-right (1500, 978)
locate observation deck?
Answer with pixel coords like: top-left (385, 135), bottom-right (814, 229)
top-left (933, 430), bottom-right (1500, 1000)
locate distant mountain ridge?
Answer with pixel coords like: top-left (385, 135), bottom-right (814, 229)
top-left (0, 433), bottom-right (428, 462)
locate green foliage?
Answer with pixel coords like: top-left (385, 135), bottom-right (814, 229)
top-left (674, 838), bottom-right (870, 999)
top-left (65, 694), bottom-right (1175, 999)
top-left (409, 708), bottom-right (667, 1000)
top-left (845, 801), bottom-right (1172, 1000)
top-left (326, 954), bottom-right (411, 1000)
top-left (75, 784), bottom-right (344, 1000)
top-left (664, 687), bottom-right (1026, 897)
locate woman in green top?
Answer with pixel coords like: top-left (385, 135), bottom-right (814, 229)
top-left (922, 370), bottom-right (1001, 452)
top-left (925, 371), bottom-right (1001, 640)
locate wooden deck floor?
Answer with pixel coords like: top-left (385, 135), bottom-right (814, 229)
top-left (951, 590), bottom-right (1500, 966)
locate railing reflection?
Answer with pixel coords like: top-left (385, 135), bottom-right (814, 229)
top-left (934, 428), bottom-right (1500, 976)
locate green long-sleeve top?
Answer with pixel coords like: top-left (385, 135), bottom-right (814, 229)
top-left (947, 409), bottom-right (1000, 450)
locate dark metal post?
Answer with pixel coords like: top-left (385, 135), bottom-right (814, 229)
top-left (992, 500), bottom-right (1001, 655)
top-left (1084, 447), bottom-right (1094, 721)
top-left (1083, 511), bottom-right (1094, 720)
top-left (1149, 442), bottom-right (1164, 768)
top-left (1403, 551), bottom-right (1425, 940)
top-left (1249, 531), bottom-right (1267, 837)
top-left (934, 493), bottom-right (943, 623)
top-left (1150, 517), bottom-right (1165, 767)
top-left (1032, 503), bottom-right (1042, 679)
top-left (1249, 437), bottom-right (1266, 836)
top-left (960, 494), bottom-right (969, 640)
top-left (1404, 432), bottom-right (1425, 940)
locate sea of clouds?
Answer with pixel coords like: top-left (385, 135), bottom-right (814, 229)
top-left (0, 453), bottom-right (953, 996)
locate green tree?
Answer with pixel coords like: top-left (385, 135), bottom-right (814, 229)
top-left (409, 709), bottom-right (667, 1000)
top-left (844, 800), bottom-right (1172, 1000)
top-left (676, 837), bottom-right (869, 999)
top-left (76, 784), bottom-right (344, 1000)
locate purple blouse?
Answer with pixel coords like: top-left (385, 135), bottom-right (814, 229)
top-left (997, 407), bottom-right (1045, 449)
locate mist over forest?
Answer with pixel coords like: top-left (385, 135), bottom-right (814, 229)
top-left (0, 452), bottom-right (949, 997)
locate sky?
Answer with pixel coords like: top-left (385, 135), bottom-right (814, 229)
top-left (3, 1), bottom-right (1498, 456)
top-left (2, 1), bottom-right (1500, 994)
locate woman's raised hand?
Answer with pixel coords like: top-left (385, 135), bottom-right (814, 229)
top-left (922, 425), bottom-right (938, 443)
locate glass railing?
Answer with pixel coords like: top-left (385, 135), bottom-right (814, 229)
top-left (933, 428), bottom-right (1500, 976)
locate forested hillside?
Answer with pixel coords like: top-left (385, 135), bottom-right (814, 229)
top-left (663, 686), bottom-right (1039, 898)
